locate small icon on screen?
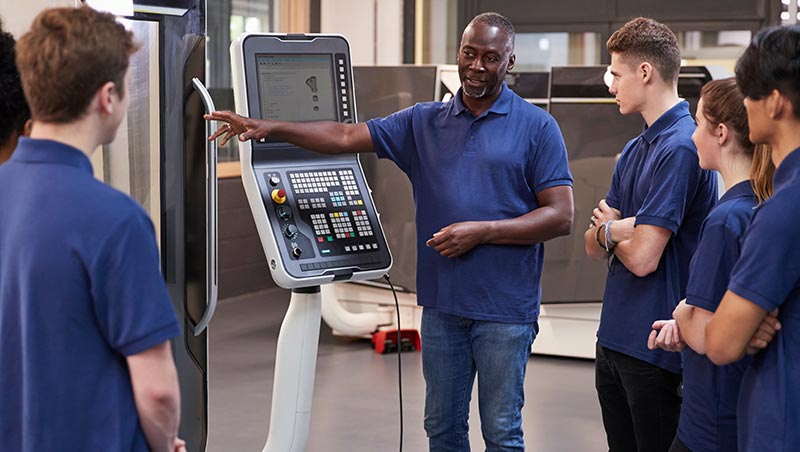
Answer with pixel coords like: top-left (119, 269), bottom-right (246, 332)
top-left (305, 76), bottom-right (318, 93)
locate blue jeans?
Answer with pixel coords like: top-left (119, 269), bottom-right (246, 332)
top-left (421, 308), bottom-right (538, 452)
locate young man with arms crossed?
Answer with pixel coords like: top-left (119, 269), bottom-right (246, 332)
top-left (208, 12), bottom-right (573, 452)
top-left (0, 7), bottom-right (184, 452)
top-left (584, 17), bottom-right (718, 452)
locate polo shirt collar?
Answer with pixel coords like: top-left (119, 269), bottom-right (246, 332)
top-left (641, 100), bottom-right (691, 144)
top-left (450, 82), bottom-right (513, 117)
top-left (774, 146), bottom-right (800, 190)
top-left (719, 180), bottom-right (754, 204)
top-left (10, 137), bottom-right (93, 175)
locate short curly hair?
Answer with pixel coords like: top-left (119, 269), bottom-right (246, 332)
top-left (0, 18), bottom-right (30, 147)
top-left (607, 17), bottom-right (681, 84)
top-left (15, 6), bottom-right (138, 123)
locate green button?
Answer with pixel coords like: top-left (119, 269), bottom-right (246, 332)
top-left (327, 236), bottom-right (333, 242)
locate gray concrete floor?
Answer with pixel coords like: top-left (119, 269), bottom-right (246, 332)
top-left (208, 288), bottom-right (607, 451)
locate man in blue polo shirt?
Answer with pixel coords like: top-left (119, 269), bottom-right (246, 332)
top-left (0, 7), bottom-right (183, 451)
top-left (584, 17), bottom-right (718, 452)
top-left (706, 24), bottom-right (800, 452)
top-left (207, 12), bottom-right (574, 452)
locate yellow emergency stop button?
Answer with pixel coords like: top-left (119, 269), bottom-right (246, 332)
top-left (271, 188), bottom-right (286, 204)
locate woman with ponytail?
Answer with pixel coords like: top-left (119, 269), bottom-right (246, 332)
top-left (647, 77), bottom-right (778, 452)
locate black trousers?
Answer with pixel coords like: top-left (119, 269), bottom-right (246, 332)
top-left (595, 343), bottom-right (682, 452)
top-left (668, 436), bottom-right (693, 452)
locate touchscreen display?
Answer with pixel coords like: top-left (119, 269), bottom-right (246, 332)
top-left (256, 54), bottom-right (337, 122)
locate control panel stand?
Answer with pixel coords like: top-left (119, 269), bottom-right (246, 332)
top-left (262, 286), bottom-right (321, 452)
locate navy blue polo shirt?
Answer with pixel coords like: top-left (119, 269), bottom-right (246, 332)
top-left (366, 84), bottom-right (572, 323)
top-left (677, 181), bottom-right (756, 452)
top-left (598, 101), bottom-right (718, 373)
top-left (729, 147), bottom-right (800, 452)
top-left (0, 138), bottom-right (180, 451)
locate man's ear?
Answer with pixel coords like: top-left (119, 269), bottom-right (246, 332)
top-left (507, 53), bottom-right (515, 72)
top-left (22, 119), bottom-right (33, 137)
top-left (639, 62), bottom-right (653, 84)
top-left (96, 81), bottom-right (118, 116)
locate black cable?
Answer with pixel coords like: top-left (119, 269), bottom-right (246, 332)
top-left (384, 274), bottom-right (403, 452)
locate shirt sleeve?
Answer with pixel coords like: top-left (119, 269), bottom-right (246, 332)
top-left (90, 208), bottom-right (180, 357)
top-left (525, 116), bottom-right (573, 194)
top-left (365, 106), bottom-right (417, 176)
top-left (728, 200), bottom-right (800, 312)
top-left (635, 142), bottom-right (702, 233)
top-left (685, 219), bottom-right (740, 312)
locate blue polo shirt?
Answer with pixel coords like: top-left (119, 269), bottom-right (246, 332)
top-left (0, 138), bottom-right (180, 451)
top-left (598, 101), bottom-right (718, 373)
top-left (729, 147), bottom-right (800, 452)
top-left (677, 181), bottom-right (756, 452)
top-left (366, 84), bottom-right (572, 323)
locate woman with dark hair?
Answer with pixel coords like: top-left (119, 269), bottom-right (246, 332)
top-left (0, 17), bottom-right (31, 164)
top-left (705, 25), bottom-right (800, 451)
top-left (648, 77), bottom-right (778, 452)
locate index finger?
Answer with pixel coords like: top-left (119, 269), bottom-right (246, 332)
top-left (204, 110), bottom-right (239, 122)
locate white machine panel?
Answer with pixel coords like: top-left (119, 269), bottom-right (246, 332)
top-left (232, 34), bottom-right (392, 289)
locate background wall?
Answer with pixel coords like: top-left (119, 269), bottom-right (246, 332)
top-left (321, 0), bottom-right (403, 65)
top-left (0, 0), bottom-right (74, 37)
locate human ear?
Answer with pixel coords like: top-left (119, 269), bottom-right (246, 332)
top-left (717, 123), bottom-right (729, 146)
top-left (639, 62), bottom-right (652, 83)
top-left (96, 81), bottom-right (117, 116)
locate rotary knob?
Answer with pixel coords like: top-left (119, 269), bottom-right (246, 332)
top-left (291, 246), bottom-right (303, 258)
top-left (268, 175), bottom-right (281, 186)
top-left (282, 224), bottom-right (298, 239)
top-left (276, 205), bottom-right (292, 220)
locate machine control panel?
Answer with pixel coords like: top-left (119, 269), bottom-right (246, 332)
top-left (232, 33), bottom-right (392, 288)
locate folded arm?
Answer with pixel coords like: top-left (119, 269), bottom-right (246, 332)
top-left (706, 291), bottom-right (782, 365)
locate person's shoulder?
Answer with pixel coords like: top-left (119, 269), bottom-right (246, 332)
top-left (652, 129), bottom-right (697, 167)
top-left (707, 194), bottom-right (757, 229)
top-left (759, 185), bottom-right (800, 219)
top-left (81, 179), bottom-right (151, 228)
top-left (411, 100), bottom-right (450, 113)
top-left (508, 93), bottom-right (551, 119)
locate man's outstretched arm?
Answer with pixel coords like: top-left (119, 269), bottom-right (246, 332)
top-left (205, 110), bottom-right (374, 154)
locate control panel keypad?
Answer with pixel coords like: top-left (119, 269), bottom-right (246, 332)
top-left (280, 167), bottom-right (383, 264)
top-left (290, 171), bottom-right (341, 194)
top-left (330, 212), bottom-right (355, 239)
top-left (298, 197), bottom-right (327, 210)
top-left (353, 210), bottom-right (373, 236)
top-left (310, 213), bottom-right (331, 237)
top-left (338, 170), bottom-right (363, 206)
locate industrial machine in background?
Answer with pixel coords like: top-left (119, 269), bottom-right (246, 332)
top-left (88, 1), bottom-right (217, 449)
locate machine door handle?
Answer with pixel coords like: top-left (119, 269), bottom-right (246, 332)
top-left (191, 77), bottom-right (219, 336)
